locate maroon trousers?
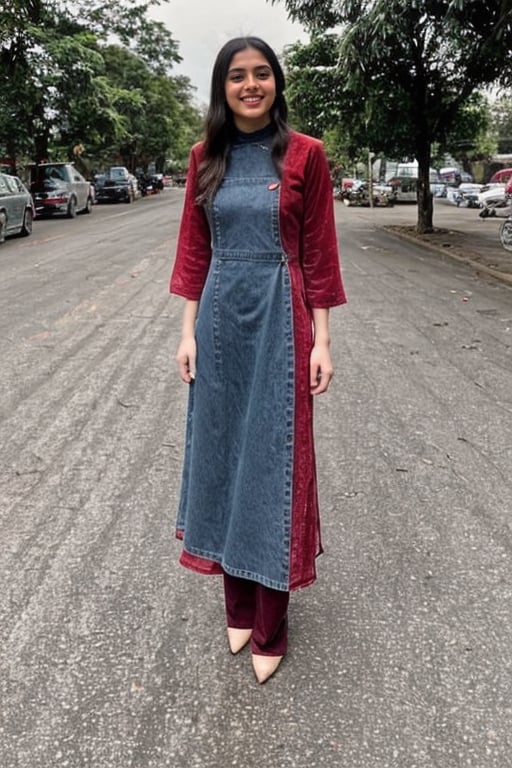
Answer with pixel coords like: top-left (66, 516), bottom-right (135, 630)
top-left (223, 573), bottom-right (289, 656)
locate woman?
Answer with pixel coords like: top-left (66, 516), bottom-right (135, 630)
top-left (170, 36), bottom-right (346, 683)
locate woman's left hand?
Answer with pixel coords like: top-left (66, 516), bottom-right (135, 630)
top-left (309, 343), bottom-right (334, 395)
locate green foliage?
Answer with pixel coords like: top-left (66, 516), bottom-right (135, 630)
top-left (443, 93), bottom-right (494, 161)
top-left (0, 0), bottom-right (201, 172)
top-left (490, 94), bottom-right (512, 153)
top-left (270, 0), bottom-right (342, 32)
top-left (284, 36), bottom-right (344, 137)
top-left (275, 0), bottom-right (512, 231)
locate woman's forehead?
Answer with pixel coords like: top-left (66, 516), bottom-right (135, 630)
top-left (228, 48), bottom-right (272, 70)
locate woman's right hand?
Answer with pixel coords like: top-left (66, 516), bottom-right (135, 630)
top-left (176, 336), bottom-right (196, 383)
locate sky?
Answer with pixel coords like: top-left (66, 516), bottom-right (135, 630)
top-left (150, 0), bottom-right (308, 105)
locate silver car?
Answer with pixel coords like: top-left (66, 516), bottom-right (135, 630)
top-left (0, 174), bottom-right (35, 244)
top-left (29, 162), bottom-right (94, 218)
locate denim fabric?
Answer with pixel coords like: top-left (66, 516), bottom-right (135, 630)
top-left (176, 139), bottom-right (295, 591)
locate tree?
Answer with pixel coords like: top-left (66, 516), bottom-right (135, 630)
top-left (272, 0), bottom-right (512, 232)
top-left (0, 0), bottom-right (201, 172)
top-left (490, 94), bottom-right (512, 154)
top-left (442, 93), bottom-right (495, 176)
top-left (95, 46), bottom-right (201, 172)
top-left (0, 1), bottom-right (44, 160)
top-left (283, 35), bottom-right (343, 139)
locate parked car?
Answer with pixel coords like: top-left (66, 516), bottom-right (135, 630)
top-left (0, 173), bottom-right (35, 244)
top-left (465, 168), bottom-right (512, 210)
top-left (488, 168), bottom-right (512, 185)
top-left (29, 162), bottom-right (94, 218)
top-left (478, 185), bottom-right (507, 209)
top-left (93, 173), bottom-right (106, 196)
top-left (445, 181), bottom-right (507, 209)
top-left (95, 166), bottom-right (138, 204)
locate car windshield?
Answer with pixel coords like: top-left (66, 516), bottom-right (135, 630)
top-left (3, 175), bottom-right (19, 193)
top-left (32, 165), bottom-right (67, 182)
top-left (108, 168), bottom-right (127, 180)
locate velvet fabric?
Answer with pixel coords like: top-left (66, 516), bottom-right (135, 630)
top-left (170, 131), bottom-right (345, 307)
top-left (223, 572), bottom-right (289, 656)
top-left (170, 130), bottom-right (346, 591)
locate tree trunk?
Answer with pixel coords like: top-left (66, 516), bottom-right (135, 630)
top-left (5, 136), bottom-right (18, 175)
top-left (33, 132), bottom-right (50, 164)
top-left (416, 142), bottom-right (434, 234)
top-left (32, 101), bottom-right (50, 163)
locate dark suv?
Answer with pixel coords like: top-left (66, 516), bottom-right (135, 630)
top-left (95, 166), bottom-right (138, 204)
top-left (29, 163), bottom-right (94, 218)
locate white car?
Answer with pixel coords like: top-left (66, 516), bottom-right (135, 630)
top-left (446, 183), bottom-right (508, 209)
top-left (477, 184), bottom-right (507, 209)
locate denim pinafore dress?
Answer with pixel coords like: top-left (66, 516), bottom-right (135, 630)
top-left (177, 130), bottom-right (295, 591)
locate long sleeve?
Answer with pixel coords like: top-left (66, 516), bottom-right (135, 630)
top-left (300, 140), bottom-right (346, 308)
top-left (169, 143), bottom-right (212, 300)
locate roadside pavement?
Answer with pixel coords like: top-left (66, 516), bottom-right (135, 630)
top-left (336, 197), bottom-right (512, 287)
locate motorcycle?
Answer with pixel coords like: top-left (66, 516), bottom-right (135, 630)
top-left (478, 200), bottom-right (512, 252)
top-left (451, 183), bottom-right (483, 208)
top-left (337, 180), bottom-right (395, 207)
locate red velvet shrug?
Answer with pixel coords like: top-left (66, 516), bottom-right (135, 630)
top-left (170, 130), bottom-right (346, 309)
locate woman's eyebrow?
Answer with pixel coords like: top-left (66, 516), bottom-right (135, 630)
top-left (228, 65), bottom-right (272, 74)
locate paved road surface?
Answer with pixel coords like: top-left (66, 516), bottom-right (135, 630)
top-left (1, 194), bottom-right (511, 767)
top-left (348, 196), bottom-right (512, 285)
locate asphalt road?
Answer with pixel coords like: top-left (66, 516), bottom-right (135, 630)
top-left (1, 194), bottom-right (512, 768)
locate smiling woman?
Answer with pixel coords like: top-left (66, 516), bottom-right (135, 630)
top-left (169, 36), bottom-right (346, 685)
top-left (225, 50), bottom-right (276, 132)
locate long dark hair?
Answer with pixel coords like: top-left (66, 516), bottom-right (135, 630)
top-left (196, 37), bottom-right (290, 204)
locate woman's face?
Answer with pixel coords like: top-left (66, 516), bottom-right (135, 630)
top-left (224, 47), bottom-right (276, 132)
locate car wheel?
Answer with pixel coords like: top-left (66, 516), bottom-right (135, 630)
top-left (0, 211), bottom-right (6, 244)
top-left (84, 196), bottom-right (93, 214)
top-left (67, 197), bottom-right (77, 218)
top-left (21, 208), bottom-right (33, 236)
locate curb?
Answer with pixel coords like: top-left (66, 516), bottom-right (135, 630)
top-left (382, 225), bottom-right (512, 288)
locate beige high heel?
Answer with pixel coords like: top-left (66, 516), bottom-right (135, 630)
top-left (251, 654), bottom-right (283, 684)
top-left (227, 627), bottom-right (252, 654)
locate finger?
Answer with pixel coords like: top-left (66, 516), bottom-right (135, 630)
top-left (178, 364), bottom-right (190, 383)
top-left (310, 370), bottom-right (333, 395)
top-left (310, 375), bottom-right (326, 394)
top-left (310, 364), bottom-right (321, 388)
top-left (177, 356), bottom-right (195, 383)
